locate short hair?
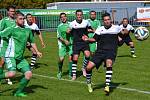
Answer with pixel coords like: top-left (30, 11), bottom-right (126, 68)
top-left (7, 5), bottom-right (16, 11)
top-left (102, 12), bottom-right (111, 20)
top-left (75, 9), bottom-right (83, 14)
top-left (123, 18), bottom-right (129, 21)
top-left (16, 12), bottom-right (24, 18)
top-left (59, 13), bottom-right (66, 18)
top-left (90, 10), bottom-right (96, 14)
top-left (26, 13), bottom-right (32, 18)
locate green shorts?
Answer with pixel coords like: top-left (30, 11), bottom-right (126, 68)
top-left (59, 45), bottom-right (73, 57)
top-left (88, 33), bottom-right (96, 53)
top-left (4, 58), bottom-right (31, 73)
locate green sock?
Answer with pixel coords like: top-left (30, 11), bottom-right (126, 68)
top-left (15, 77), bottom-right (29, 94)
top-left (58, 62), bottom-right (63, 73)
top-left (0, 67), bottom-right (3, 74)
top-left (68, 62), bottom-right (72, 76)
top-left (0, 72), bottom-right (5, 79)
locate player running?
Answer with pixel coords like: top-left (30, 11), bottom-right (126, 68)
top-left (0, 5), bottom-right (16, 85)
top-left (24, 13), bottom-right (45, 69)
top-left (118, 18), bottom-right (136, 58)
top-left (57, 13), bottom-right (73, 79)
top-left (0, 12), bottom-right (42, 97)
top-left (82, 13), bottom-right (128, 94)
top-left (68, 9), bottom-right (93, 80)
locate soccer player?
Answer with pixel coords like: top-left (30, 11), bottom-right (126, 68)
top-left (82, 13), bottom-right (128, 94)
top-left (0, 12), bottom-right (42, 97)
top-left (118, 18), bottom-right (136, 58)
top-left (24, 13), bottom-right (45, 69)
top-left (57, 13), bottom-right (73, 79)
top-left (0, 5), bottom-right (16, 85)
top-left (68, 9), bottom-right (93, 80)
top-left (87, 10), bottom-right (101, 55)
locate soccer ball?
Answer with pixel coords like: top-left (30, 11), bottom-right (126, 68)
top-left (134, 27), bottom-right (149, 41)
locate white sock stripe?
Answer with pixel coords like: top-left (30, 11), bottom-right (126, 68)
top-left (106, 75), bottom-right (112, 78)
top-left (72, 71), bottom-right (76, 73)
top-left (106, 79), bottom-right (111, 82)
top-left (31, 58), bottom-right (37, 61)
top-left (106, 83), bottom-right (110, 85)
top-left (72, 64), bottom-right (77, 66)
top-left (72, 67), bottom-right (77, 70)
top-left (106, 71), bottom-right (113, 74)
top-left (31, 61), bottom-right (36, 63)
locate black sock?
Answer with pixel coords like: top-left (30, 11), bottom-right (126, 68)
top-left (72, 60), bottom-right (77, 76)
top-left (30, 54), bottom-right (37, 68)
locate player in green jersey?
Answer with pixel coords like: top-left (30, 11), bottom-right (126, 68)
top-left (82, 10), bottom-right (101, 77)
top-left (57, 13), bottom-right (73, 79)
top-left (0, 12), bottom-right (42, 97)
top-left (0, 5), bottom-right (16, 85)
top-left (88, 10), bottom-right (101, 55)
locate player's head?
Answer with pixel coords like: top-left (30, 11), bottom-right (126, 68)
top-left (26, 13), bottom-right (33, 24)
top-left (122, 18), bottom-right (129, 26)
top-left (102, 13), bottom-right (112, 27)
top-left (7, 5), bottom-right (16, 19)
top-left (90, 10), bottom-right (96, 20)
top-left (75, 9), bottom-right (83, 22)
top-left (60, 13), bottom-right (67, 23)
top-left (16, 12), bottom-right (25, 27)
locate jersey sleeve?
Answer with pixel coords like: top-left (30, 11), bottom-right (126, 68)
top-left (130, 25), bottom-right (135, 33)
top-left (57, 26), bottom-right (62, 39)
top-left (69, 22), bottom-right (73, 30)
top-left (93, 26), bottom-right (101, 41)
top-left (28, 29), bottom-right (34, 43)
top-left (0, 19), bottom-right (5, 31)
top-left (0, 27), bottom-right (12, 38)
top-left (34, 24), bottom-right (40, 30)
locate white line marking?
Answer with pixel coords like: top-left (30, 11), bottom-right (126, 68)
top-left (32, 73), bottom-right (150, 95)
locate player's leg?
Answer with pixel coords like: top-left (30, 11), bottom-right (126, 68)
top-left (82, 50), bottom-right (90, 77)
top-left (14, 59), bottom-right (32, 97)
top-left (0, 58), bottom-right (16, 83)
top-left (72, 54), bottom-right (79, 80)
top-left (104, 59), bottom-right (113, 94)
top-left (68, 45), bottom-right (73, 79)
top-left (125, 36), bottom-right (136, 58)
top-left (30, 47), bottom-right (37, 69)
top-left (57, 46), bottom-right (66, 79)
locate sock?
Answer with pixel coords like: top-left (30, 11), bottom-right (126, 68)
top-left (72, 60), bottom-right (77, 77)
top-left (130, 46), bottom-right (135, 55)
top-left (58, 61), bottom-right (63, 73)
top-left (68, 62), bottom-right (72, 76)
top-left (82, 57), bottom-right (90, 69)
top-left (15, 77), bottom-right (29, 94)
top-left (105, 67), bottom-right (113, 86)
top-left (0, 67), bottom-right (3, 74)
top-left (30, 54), bottom-right (37, 67)
top-left (86, 69), bottom-right (92, 84)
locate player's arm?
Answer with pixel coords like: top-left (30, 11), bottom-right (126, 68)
top-left (87, 20), bottom-right (94, 33)
top-left (130, 26), bottom-right (135, 33)
top-left (0, 19), bottom-right (5, 31)
top-left (0, 27), bottom-right (12, 37)
top-left (28, 29), bottom-right (42, 58)
top-left (57, 28), bottom-right (70, 46)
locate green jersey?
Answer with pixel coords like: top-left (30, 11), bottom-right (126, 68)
top-left (57, 22), bottom-right (73, 47)
top-left (0, 25), bottom-right (34, 60)
top-left (88, 19), bottom-right (101, 38)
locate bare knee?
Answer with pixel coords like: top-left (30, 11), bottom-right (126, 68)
top-left (129, 42), bottom-right (134, 47)
top-left (86, 61), bottom-right (95, 71)
top-left (25, 71), bottom-right (32, 80)
top-left (106, 59), bottom-right (113, 67)
top-left (7, 71), bottom-right (16, 78)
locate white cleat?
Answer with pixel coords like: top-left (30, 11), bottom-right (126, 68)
top-left (87, 84), bottom-right (93, 93)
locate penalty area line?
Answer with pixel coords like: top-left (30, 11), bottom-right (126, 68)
top-left (32, 73), bottom-right (150, 95)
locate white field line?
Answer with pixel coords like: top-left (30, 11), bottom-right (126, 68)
top-left (32, 73), bottom-right (150, 95)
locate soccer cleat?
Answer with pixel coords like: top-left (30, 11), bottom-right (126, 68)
top-left (87, 84), bottom-right (93, 93)
top-left (14, 92), bottom-right (27, 97)
top-left (104, 85), bottom-right (110, 94)
top-left (72, 75), bottom-right (76, 80)
top-left (6, 78), bottom-right (13, 85)
top-left (82, 68), bottom-right (87, 77)
top-left (131, 54), bottom-right (137, 58)
top-left (57, 72), bottom-right (62, 80)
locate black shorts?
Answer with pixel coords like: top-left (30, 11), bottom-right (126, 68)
top-left (118, 35), bottom-right (132, 46)
top-left (73, 42), bottom-right (90, 55)
top-left (91, 50), bottom-right (117, 69)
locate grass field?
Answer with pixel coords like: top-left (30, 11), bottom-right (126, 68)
top-left (0, 31), bottom-right (150, 100)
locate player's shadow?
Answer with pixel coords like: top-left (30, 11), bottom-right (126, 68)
top-left (93, 82), bottom-right (128, 95)
top-left (117, 55), bottom-right (131, 58)
top-left (62, 70), bottom-right (83, 78)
